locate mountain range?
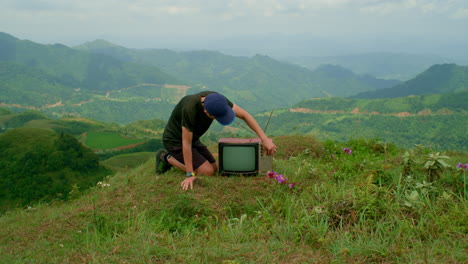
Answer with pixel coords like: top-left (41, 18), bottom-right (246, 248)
top-left (351, 64), bottom-right (468, 99)
top-left (0, 32), bottom-right (467, 124)
top-left (284, 52), bottom-right (454, 81)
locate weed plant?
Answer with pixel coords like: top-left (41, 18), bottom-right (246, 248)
top-left (0, 136), bottom-right (466, 263)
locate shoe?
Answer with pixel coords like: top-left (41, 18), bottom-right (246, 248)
top-left (155, 149), bottom-right (172, 174)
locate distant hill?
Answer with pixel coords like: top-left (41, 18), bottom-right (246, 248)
top-left (350, 64), bottom-right (468, 99)
top-left (312, 64), bottom-right (401, 96)
top-left (75, 39), bottom-right (400, 112)
top-left (251, 92), bottom-right (468, 151)
top-left (1, 32), bottom-right (401, 123)
top-left (0, 32), bottom-right (183, 107)
top-left (284, 52), bottom-right (453, 80)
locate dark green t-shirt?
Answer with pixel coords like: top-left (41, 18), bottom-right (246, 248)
top-left (162, 91), bottom-right (233, 147)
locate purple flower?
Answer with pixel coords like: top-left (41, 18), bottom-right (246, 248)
top-left (343, 148), bottom-right (352, 155)
top-left (456, 163), bottom-right (468, 170)
top-left (275, 174), bottom-right (287, 184)
top-left (288, 183), bottom-right (297, 188)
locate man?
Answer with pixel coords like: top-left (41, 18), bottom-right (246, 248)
top-left (156, 91), bottom-right (277, 190)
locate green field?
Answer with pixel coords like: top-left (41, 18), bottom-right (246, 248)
top-left (83, 131), bottom-right (145, 149)
top-left (103, 152), bottom-right (154, 170)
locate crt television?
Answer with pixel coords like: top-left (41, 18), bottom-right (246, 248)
top-left (218, 138), bottom-right (273, 176)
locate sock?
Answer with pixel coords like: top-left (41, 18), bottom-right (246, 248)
top-left (164, 153), bottom-right (171, 163)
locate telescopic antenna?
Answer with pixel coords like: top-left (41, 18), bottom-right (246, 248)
top-left (233, 108), bottom-right (275, 136)
top-left (234, 121), bottom-right (257, 136)
top-left (263, 108), bottom-right (275, 133)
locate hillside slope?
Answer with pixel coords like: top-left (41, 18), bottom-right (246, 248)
top-left (0, 137), bottom-right (466, 263)
top-left (248, 92), bottom-right (468, 151)
top-left (0, 127), bottom-right (110, 211)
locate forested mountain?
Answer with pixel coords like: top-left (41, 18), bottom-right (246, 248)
top-left (293, 91), bottom-right (468, 114)
top-left (1, 32), bottom-right (402, 122)
top-left (0, 32), bottom-right (182, 107)
top-left (248, 91), bottom-right (468, 151)
top-left (1, 32), bottom-right (466, 126)
top-left (75, 39), bottom-right (400, 112)
top-left (351, 64), bottom-right (468, 99)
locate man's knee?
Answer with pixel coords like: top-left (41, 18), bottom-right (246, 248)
top-left (196, 162), bottom-right (216, 176)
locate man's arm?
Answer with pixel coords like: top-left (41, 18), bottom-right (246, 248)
top-left (180, 126), bottom-right (197, 190)
top-left (232, 104), bottom-right (277, 155)
top-left (181, 126), bottom-right (194, 173)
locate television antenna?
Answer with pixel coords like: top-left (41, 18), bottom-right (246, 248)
top-left (233, 108), bottom-right (275, 136)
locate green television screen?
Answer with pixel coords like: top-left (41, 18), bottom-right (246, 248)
top-left (219, 143), bottom-right (259, 175)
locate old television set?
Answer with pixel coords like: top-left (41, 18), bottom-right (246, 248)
top-left (218, 138), bottom-right (273, 176)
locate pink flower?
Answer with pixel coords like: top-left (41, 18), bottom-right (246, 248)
top-left (266, 171), bottom-right (278, 178)
top-left (275, 174), bottom-right (287, 184)
top-left (457, 163), bottom-right (468, 170)
top-left (343, 147), bottom-right (352, 155)
top-left (288, 183), bottom-right (297, 188)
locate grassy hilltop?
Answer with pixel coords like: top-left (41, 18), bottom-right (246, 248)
top-left (0, 136), bottom-right (466, 263)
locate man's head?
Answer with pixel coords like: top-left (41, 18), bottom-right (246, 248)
top-left (203, 93), bottom-right (235, 126)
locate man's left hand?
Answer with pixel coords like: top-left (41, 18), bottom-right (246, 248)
top-left (181, 176), bottom-right (197, 190)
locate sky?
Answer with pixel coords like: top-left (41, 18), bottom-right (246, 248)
top-left (1, 0), bottom-right (468, 58)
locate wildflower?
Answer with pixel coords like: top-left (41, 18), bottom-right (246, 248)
top-left (266, 171), bottom-right (277, 178)
top-left (97, 182), bottom-right (110, 188)
top-left (329, 169), bottom-right (336, 175)
top-left (275, 174), bottom-right (287, 184)
top-left (456, 163), bottom-right (468, 169)
top-left (343, 148), bottom-right (352, 155)
top-left (288, 183), bottom-right (297, 188)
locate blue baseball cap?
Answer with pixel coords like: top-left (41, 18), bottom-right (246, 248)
top-left (204, 93), bottom-right (235, 126)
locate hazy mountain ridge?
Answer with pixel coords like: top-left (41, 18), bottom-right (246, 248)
top-left (350, 64), bottom-right (468, 99)
top-left (75, 39), bottom-right (402, 112)
top-left (0, 32), bottom-right (466, 125)
top-left (0, 32), bottom-right (183, 105)
top-left (284, 52), bottom-right (456, 81)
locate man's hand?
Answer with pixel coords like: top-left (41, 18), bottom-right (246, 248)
top-left (263, 138), bottom-right (277, 156)
top-left (181, 176), bottom-right (197, 190)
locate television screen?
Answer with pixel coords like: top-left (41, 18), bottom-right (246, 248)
top-left (218, 138), bottom-right (272, 176)
top-left (221, 145), bottom-right (257, 172)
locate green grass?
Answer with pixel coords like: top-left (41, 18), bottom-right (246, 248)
top-left (0, 136), bottom-right (467, 263)
top-left (83, 131), bottom-right (145, 149)
top-left (102, 152), bottom-right (154, 170)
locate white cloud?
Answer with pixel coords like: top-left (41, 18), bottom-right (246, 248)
top-left (452, 8), bottom-right (468, 19)
top-left (0, 0), bottom-right (466, 53)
